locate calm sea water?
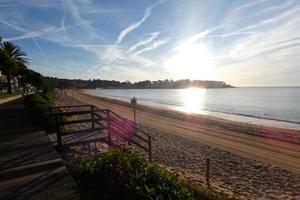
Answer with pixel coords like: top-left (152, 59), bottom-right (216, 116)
top-left (91, 87), bottom-right (300, 130)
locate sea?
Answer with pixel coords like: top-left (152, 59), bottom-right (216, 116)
top-left (90, 87), bottom-right (300, 130)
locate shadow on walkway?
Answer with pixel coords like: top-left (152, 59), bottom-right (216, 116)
top-left (0, 99), bottom-right (79, 200)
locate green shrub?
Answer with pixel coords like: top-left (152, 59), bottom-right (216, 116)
top-left (23, 91), bottom-right (54, 127)
top-left (72, 149), bottom-right (224, 200)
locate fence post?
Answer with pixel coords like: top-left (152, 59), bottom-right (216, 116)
top-left (94, 140), bottom-right (97, 156)
top-left (206, 157), bottom-right (211, 189)
top-left (148, 135), bottom-right (152, 161)
top-left (91, 105), bottom-right (95, 129)
top-left (107, 111), bottom-right (112, 147)
top-left (56, 115), bottom-right (62, 147)
top-left (133, 106), bottom-right (136, 123)
top-left (48, 108), bottom-right (53, 128)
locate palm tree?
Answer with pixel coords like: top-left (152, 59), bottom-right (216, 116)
top-left (0, 41), bottom-right (28, 94)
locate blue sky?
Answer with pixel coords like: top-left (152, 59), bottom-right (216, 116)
top-left (1, 0), bottom-right (299, 86)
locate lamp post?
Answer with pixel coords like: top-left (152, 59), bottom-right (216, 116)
top-left (131, 97), bottom-right (137, 123)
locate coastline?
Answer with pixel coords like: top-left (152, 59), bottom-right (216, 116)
top-left (71, 89), bottom-right (300, 171)
top-left (81, 89), bottom-right (300, 145)
top-left (59, 89), bottom-right (300, 199)
top-left (87, 88), bottom-right (300, 130)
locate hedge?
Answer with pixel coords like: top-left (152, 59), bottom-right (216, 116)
top-left (72, 149), bottom-right (225, 200)
top-left (23, 90), bottom-right (54, 127)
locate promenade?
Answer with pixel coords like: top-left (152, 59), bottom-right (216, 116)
top-left (0, 99), bottom-right (78, 200)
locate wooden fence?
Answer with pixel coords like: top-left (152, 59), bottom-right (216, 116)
top-left (49, 105), bottom-right (153, 160)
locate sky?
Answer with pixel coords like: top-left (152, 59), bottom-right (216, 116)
top-left (0, 0), bottom-right (300, 87)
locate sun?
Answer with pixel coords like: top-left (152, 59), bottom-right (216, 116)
top-left (165, 41), bottom-right (215, 80)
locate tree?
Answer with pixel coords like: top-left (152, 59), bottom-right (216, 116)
top-left (25, 69), bottom-right (43, 90)
top-left (0, 41), bottom-right (28, 94)
top-left (16, 63), bottom-right (28, 94)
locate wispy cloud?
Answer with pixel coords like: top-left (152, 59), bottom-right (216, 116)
top-left (32, 37), bottom-right (45, 55)
top-left (62, 0), bottom-right (103, 40)
top-left (125, 32), bottom-right (160, 54)
top-left (230, 0), bottom-right (268, 13)
top-left (2, 18), bottom-right (102, 44)
top-left (81, 7), bottom-right (132, 15)
top-left (61, 13), bottom-right (68, 40)
top-left (116, 7), bottom-right (152, 45)
top-left (1, 0), bottom-right (300, 85)
top-left (133, 38), bottom-right (170, 56)
top-left (173, 30), bottom-right (210, 51)
top-left (214, 4), bottom-right (300, 86)
top-left (237, 4), bottom-right (300, 32)
top-left (116, 0), bottom-right (166, 45)
top-left (0, 20), bottom-right (27, 33)
top-left (207, 31), bottom-right (256, 38)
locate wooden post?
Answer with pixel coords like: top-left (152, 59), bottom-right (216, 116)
top-left (133, 107), bottom-right (136, 123)
top-left (94, 140), bottom-right (97, 156)
top-left (131, 97), bottom-right (137, 123)
top-left (107, 111), bottom-right (112, 147)
top-left (206, 157), bottom-right (211, 189)
top-left (60, 115), bottom-right (64, 134)
top-left (91, 105), bottom-right (95, 129)
top-left (48, 108), bottom-right (53, 127)
top-left (56, 115), bottom-right (62, 147)
top-left (148, 135), bottom-right (152, 161)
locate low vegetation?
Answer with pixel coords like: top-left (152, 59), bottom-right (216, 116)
top-left (23, 90), bottom-right (54, 127)
top-left (72, 149), bottom-right (224, 200)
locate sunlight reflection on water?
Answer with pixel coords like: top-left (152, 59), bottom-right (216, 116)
top-left (180, 88), bottom-right (206, 113)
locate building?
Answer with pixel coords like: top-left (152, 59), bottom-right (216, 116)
top-left (0, 71), bottom-right (22, 93)
top-left (0, 71), bottom-right (7, 93)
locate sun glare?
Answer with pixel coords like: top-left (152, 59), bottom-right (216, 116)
top-left (180, 87), bottom-right (206, 113)
top-left (165, 42), bottom-right (215, 80)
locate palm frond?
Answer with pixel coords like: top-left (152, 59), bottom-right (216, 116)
top-left (0, 41), bottom-right (29, 66)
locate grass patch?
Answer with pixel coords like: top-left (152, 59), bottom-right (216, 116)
top-left (72, 148), bottom-right (225, 200)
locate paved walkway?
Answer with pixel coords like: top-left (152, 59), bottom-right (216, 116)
top-left (0, 99), bottom-right (78, 200)
top-left (0, 94), bottom-right (22, 104)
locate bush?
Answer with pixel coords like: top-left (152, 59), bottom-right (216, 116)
top-left (23, 90), bottom-right (54, 127)
top-left (72, 149), bottom-right (224, 200)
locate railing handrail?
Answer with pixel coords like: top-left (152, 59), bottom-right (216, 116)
top-left (49, 105), bottom-right (151, 137)
top-left (50, 104), bottom-right (93, 109)
top-left (104, 108), bottom-right (153, 139)
top-left (49, 104), bottom-right (153, 160)
top-left (50, 110), bottom-right (93, 116)
top-left (89, 105), bottom-right (152, 139)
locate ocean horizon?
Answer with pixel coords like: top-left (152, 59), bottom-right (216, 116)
top-left (90, 87), bottom-right (300, 130)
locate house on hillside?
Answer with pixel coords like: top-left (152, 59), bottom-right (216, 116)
top-left (0, 71), bottom-right (22, 93)
top-left (0, 71), bottom-right (7, 93)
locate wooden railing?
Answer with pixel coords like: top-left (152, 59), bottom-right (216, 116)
top-left (100, 108), bottom-right (153, 160)
top-left (49, 105), bottom-right (152, 160)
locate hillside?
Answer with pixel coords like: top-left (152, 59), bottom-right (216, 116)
top-left (44, 77), bottom-right (234, 89)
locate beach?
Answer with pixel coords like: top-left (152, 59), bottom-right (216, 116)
top-left (60, 90), bottom-right (300, 199)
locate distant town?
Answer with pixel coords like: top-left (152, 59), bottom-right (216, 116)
top-left (44, 77), bottom-right (234, 89)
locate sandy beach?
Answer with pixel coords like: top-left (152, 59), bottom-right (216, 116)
top-left (59, 90), bottom-right (300, 199)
